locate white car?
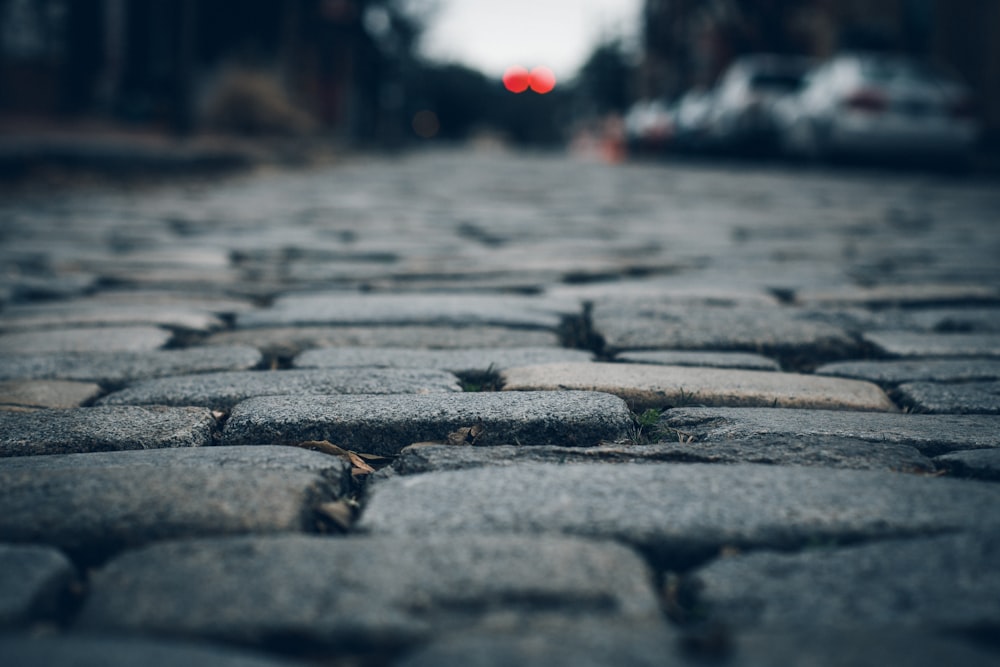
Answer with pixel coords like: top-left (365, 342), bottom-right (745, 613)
top-left (778, 53), bottom-right (979, 164)
top-left (707, 55), bottom-right (811, 153)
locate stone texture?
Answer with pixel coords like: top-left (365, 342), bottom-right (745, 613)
top-left (614, 350), bottom-right (781, 371)
top-left (0, 304), bottom-right (224, 333)
top-left (0, 447), bottom-right (344, 563)
top-left (79, 534), bottom-right (660, 649)
top-left (816, 358), bottom-right (1000, 385)
top-left (501, 362), bottom-right (895, 412)
top-left (0, 636), bottom-right (302, 667)
top-left (0, 405), bottom-right (217, 457)
top-left (796, 284), bottom-right (1000, 308)
top-left (0, 326), bottom-right (172, 353)
top-left (0, 380), bottom-right (102, 409)
top-left (0, 346), bottom-right (263, 388)
top-left (384, 439), bottom-right (934, 476)
top-left (894, 381), bottom-right (1000, 414)
top-left (205, 325), bottom-right (563, 357)
top-left (0, 445), bottom-right (353, 491)
top-left (663, 407), bottom-right (1000, 456)
top-left (394, 618), bottom-right (679, 667)
top-left (591, 303), bottom-right (860, 362)
top-left (358, 463), bottom-right (1000, 568)
top-left (237, 293), bottom-right (571, 330)
top-left (294, 346), bottom-right (593, 373)
top-left (688, 629), bottom-right (1000, 667)
top-left (0, 543), bottom-right (75, 627)
top-left (689, 532), bottom-right (1000, 632)
top-left (935, 449), bottom-right (1000, 481)
top-left (98, 368), bottom-right (462, 410)
top-left (223, 392), bottom-right (632, 455)
top-left (864, 331), bottom-right (1000, 358)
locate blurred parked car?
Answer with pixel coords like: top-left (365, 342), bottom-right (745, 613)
top-left (624, 99), bottom-right (675, 155)
top-left (777, 53), bottom-right (979, 165)
top-left (672, 88), bottom-right (716, 152)
top-left (707, 54), bottom-right (811, 153)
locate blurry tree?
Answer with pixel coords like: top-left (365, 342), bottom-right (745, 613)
top-left (576, 38), bottom-right (634, 114)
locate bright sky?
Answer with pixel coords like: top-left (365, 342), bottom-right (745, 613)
top-left (419, 0), bottom-right (643, 80)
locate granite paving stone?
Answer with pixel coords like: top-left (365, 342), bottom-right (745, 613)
top-left (0, 326), bottom-right (172, 353)
top-left (395, 627), bottom-right (1000, 667)
top-left (393, 618), bottom-right (680, 667)
top-left (934, 449), bottom-right (1000, 481)
top-left (815, 358), bottom-right (1000, 385)
top-left (383, 438), bottom-right (934, 476)
top-left (294, 346), bottom-right (593, 373)
top-left (97, 368), bottom-right (462, 410)
top-left (796, 284), bottom-right (1000, 308)
top-left (683, 629), bottom-right (1000, 667)
top-left (0, 449), bottom-right (344, 563)
top-left (688, 532), bottom-right (1000, 632)
top-left (662, 407), bottom-right (1000, 456)
top-left (893, 381), bottom-right (1000, 414)
top-left (0, 346), bottom-right (263, 387)
top-left (223, 391), bottom-right (632, 454)
top-left (205, 325), bottom-right (563, 358)
top-left (501, 362), bottom-right (895, 412)
top-left (590, 303), bottom-right (861, 362)
top-left (357, 463), bottom-right (1000, 568)
top-left (78, 534), bottom-right (661, 649)
top-left (236, 293), bottom-right (573, 330)
top-left (0, 405), bottom-right (217, 457)
top-left (0, 543), bottom-right (76, 627)
top-left (0, 445), bottom-right (353, 492)
top-left (0, 380), bottom-right (102, 410)
top-left (863, 331), bottom-right (1000, 357)
top-left (0, 304), bottom-right (224, 333)
top-left (0, 635), bottom-right (304, 667)
top-left (614, 350), bottom-right (781, 371)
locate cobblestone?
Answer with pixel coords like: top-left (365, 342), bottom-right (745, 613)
top-left (2, 151), bottom-right (999, 663)
top-left (222, 391), bottom-right (632, 454)
top-left (98, 368), bottom-right (462, 410)
top-left (0, 406), bottom-right (217, 457)
top-left (663, 407), bottom-right (1000, 456)
top-left (502, 362), bottom-right (895, 411)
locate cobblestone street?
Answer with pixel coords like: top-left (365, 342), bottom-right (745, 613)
top-left (2, 150), bottom-right (1000, 666)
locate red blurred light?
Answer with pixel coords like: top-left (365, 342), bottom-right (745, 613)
top-left (529, 67), bottom-right (556, 94)
top-left (503, 66), bottom-right (530, 93)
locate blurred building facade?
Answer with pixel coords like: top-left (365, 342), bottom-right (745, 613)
top-left (639, 0), bottom-right (1000, 144)
top-left (0, 0), bottom-right (416, 139)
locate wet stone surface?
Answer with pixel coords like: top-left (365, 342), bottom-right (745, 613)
top-left (3, 152), bottom-right (1000, 664)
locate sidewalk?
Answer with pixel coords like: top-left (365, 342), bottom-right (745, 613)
top-left (1, 149), bottom-right (999, 665)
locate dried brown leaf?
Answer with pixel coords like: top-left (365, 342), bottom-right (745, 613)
top-left (316, 501), bottom-right (355, 532)
top-left (445, 422), bottom-right (486, 446)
